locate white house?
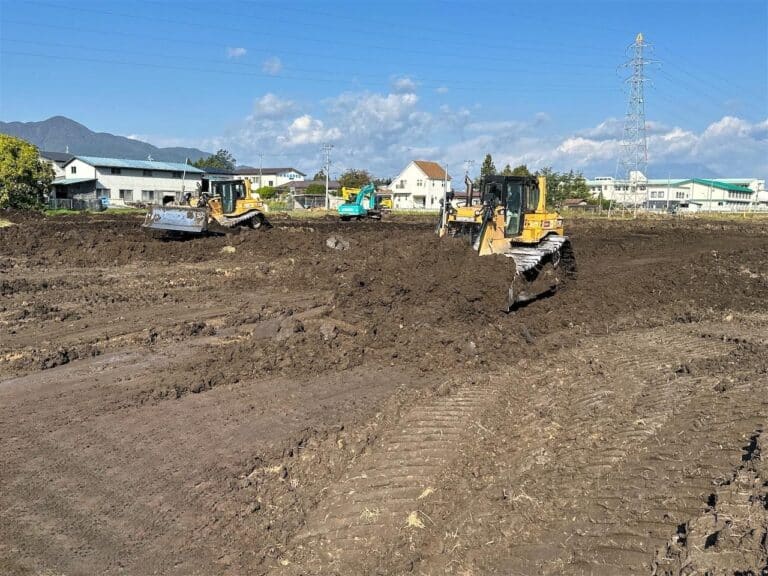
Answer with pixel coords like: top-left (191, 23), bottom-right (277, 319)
top-left (586, 171), bottom-right (766, 212)
top-left (50, 156), bottom-right (204, 206)
top-left (40, 151), bottom-right (74, 178)
top-left (391, 160), bottom-right (451, 210)
top-left (235, 166), bottom-right (305, 188)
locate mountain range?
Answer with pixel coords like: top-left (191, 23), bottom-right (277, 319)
top-left (0, 116), bottom-right (211, 163)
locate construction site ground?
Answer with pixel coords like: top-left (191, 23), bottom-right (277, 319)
top-left (1, 212), bottom-right (767, 576)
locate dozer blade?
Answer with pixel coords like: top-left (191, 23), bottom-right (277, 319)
top-left (504, 235), bottom-right (576, 311)
top-left (142, 206), bottom-right (208, 234)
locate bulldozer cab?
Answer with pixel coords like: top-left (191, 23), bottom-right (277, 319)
top-left (201, 179), bottom-right (247, 214)
top-left (480, 176), bottom-right (541, 237)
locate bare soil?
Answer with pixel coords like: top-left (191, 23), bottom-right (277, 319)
top-left (1, 211), bottom-right (767, 575)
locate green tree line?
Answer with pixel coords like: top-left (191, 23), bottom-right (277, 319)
top-left (478, 153), bottom-right (592, 206)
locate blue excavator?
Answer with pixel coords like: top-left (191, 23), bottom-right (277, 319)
top-left (338, 183), bottom-right (383, 221)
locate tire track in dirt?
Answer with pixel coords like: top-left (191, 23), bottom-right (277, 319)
top-left (274, 382), bottom-right (500, 574)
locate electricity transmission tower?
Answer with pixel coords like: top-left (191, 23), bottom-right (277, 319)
top-left (617, 32), bottom-right (654, 214)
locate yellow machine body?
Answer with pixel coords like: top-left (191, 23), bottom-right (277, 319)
top-left (438, 174), bottom-right (574, 310)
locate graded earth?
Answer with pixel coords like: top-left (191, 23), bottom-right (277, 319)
top-left (1, 212), bottom-right (766, 575)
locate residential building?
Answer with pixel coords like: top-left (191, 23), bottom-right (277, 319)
top-left (390, 160), bottom-right (451, 209)
top-left (50, 156), bottom-right (204, 205)
top-left (586, 171), bottom-right (766, 212)
top-left (235, 166), bottom-right (306, 188)
top-left (40, 151), bottom-right (75, 178)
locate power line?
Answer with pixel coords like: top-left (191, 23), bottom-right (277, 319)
top-left (0, 49), bottom-right (617, 94)
top-left (0, 36), bottom-right (617, 85)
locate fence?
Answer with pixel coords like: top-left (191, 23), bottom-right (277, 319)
top-left (48, 198), bottom-right (106, 211)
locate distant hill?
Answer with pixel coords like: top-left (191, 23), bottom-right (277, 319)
top-left (0, 116), bottom-right (211, 163)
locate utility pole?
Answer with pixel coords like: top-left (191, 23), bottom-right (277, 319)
top-left (258, 152), bottom-right (264, 189)
top-left (442, 162), bottom-right (449, 227)
top-left (616, 32), bottom-right (655, 218)
top-left (322, 143), bottom-right (333, 211)
top-left (323, 145), bottom-right (332, 211)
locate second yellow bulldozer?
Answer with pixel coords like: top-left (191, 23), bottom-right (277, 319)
top-left (438, 174), bottom-right (575, 311)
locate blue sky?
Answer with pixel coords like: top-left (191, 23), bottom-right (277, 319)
top-left (1, 0), bottom-right (766, 179)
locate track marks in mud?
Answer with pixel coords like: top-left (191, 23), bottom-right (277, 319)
top-left (276, 382), bottom-right (500, 574)
top-left (652, 427), bottom-right (768, 575)
top-left (401, 321), bottom-right (768, 576)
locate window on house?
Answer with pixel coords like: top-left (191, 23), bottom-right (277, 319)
top-left (111, 168), bottom-right (121, 175)
top-left (70, 165), bottom-right (77, 174)
top-left (268, 180), bottom-right (274, 186)
top-left (96, 188), bottom-right (111, 197)
top-left (417, 179), bottom-right (423, 187)
top-left (143, 170), bottom-right (153, 177)
top-left (142, 190), bottom-right (155, 201)
top-left (171, 171), bottom-right (181, 178)
top-left (119, 189), bottom-right (133, 201)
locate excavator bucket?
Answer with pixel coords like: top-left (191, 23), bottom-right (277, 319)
top-left (142, 206), bottom-right (208, 234)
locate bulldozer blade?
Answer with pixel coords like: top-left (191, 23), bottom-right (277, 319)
top-left (142, 206), bottom-right (208, 234)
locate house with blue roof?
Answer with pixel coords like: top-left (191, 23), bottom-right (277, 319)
top-left (50, 155), bottom-right (205, 206)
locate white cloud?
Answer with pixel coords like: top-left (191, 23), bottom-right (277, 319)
top-left (391, 76), bottom-right (417, 94)
top-left (278, 115), bottom-right (341, 147)
top-left (262, 56), bottom-right (283, 75)
top-left (227, 47), bottom-right (247, 59)
top-left (436, 86), bottom-right (449, 94)
top-left (187, 83), bottom-right (767, 180)
top-left (251, 93), bottom-right (296, 119)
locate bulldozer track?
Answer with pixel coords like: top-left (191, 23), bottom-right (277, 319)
top-left (444, 322), bottom-right (768, 576)
top-left (276, 383), bottom-right (501, 573)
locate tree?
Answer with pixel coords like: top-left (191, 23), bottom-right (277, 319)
top-left (305, 183), bottom-right (326, 195)
top-left (511, 164), bottom-right (533, 177)
top-left (255, 186), bottom-right (276, 199)
top-left (480, 154), bottom-right (496, 178)
top-left (312, 169), bottom-right (326, 181)
top-left (339, 168), bottom-right (372, 189)
top-left (535, 167), bottom-right (590, 207)
top-left (193, 149), bottom-right (236, 171)
top-left (0, 135), bottom-right (54, 209)
top-left (501, 163), bottom-right (514, 176)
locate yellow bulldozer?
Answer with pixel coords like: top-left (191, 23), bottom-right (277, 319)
top-left (143, 177), bottom-right (270, 234)
top-left (437, 174), bottom-right (575, 311)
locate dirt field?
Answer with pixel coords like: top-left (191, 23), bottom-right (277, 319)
top-left (1, 211), bottom-right (767, 576)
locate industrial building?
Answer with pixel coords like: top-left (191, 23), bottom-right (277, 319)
top-left (586, 172), bottom-right (767, 212)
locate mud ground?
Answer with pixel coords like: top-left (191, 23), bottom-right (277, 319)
top-left (1, 211), bottom-right (767, 575)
